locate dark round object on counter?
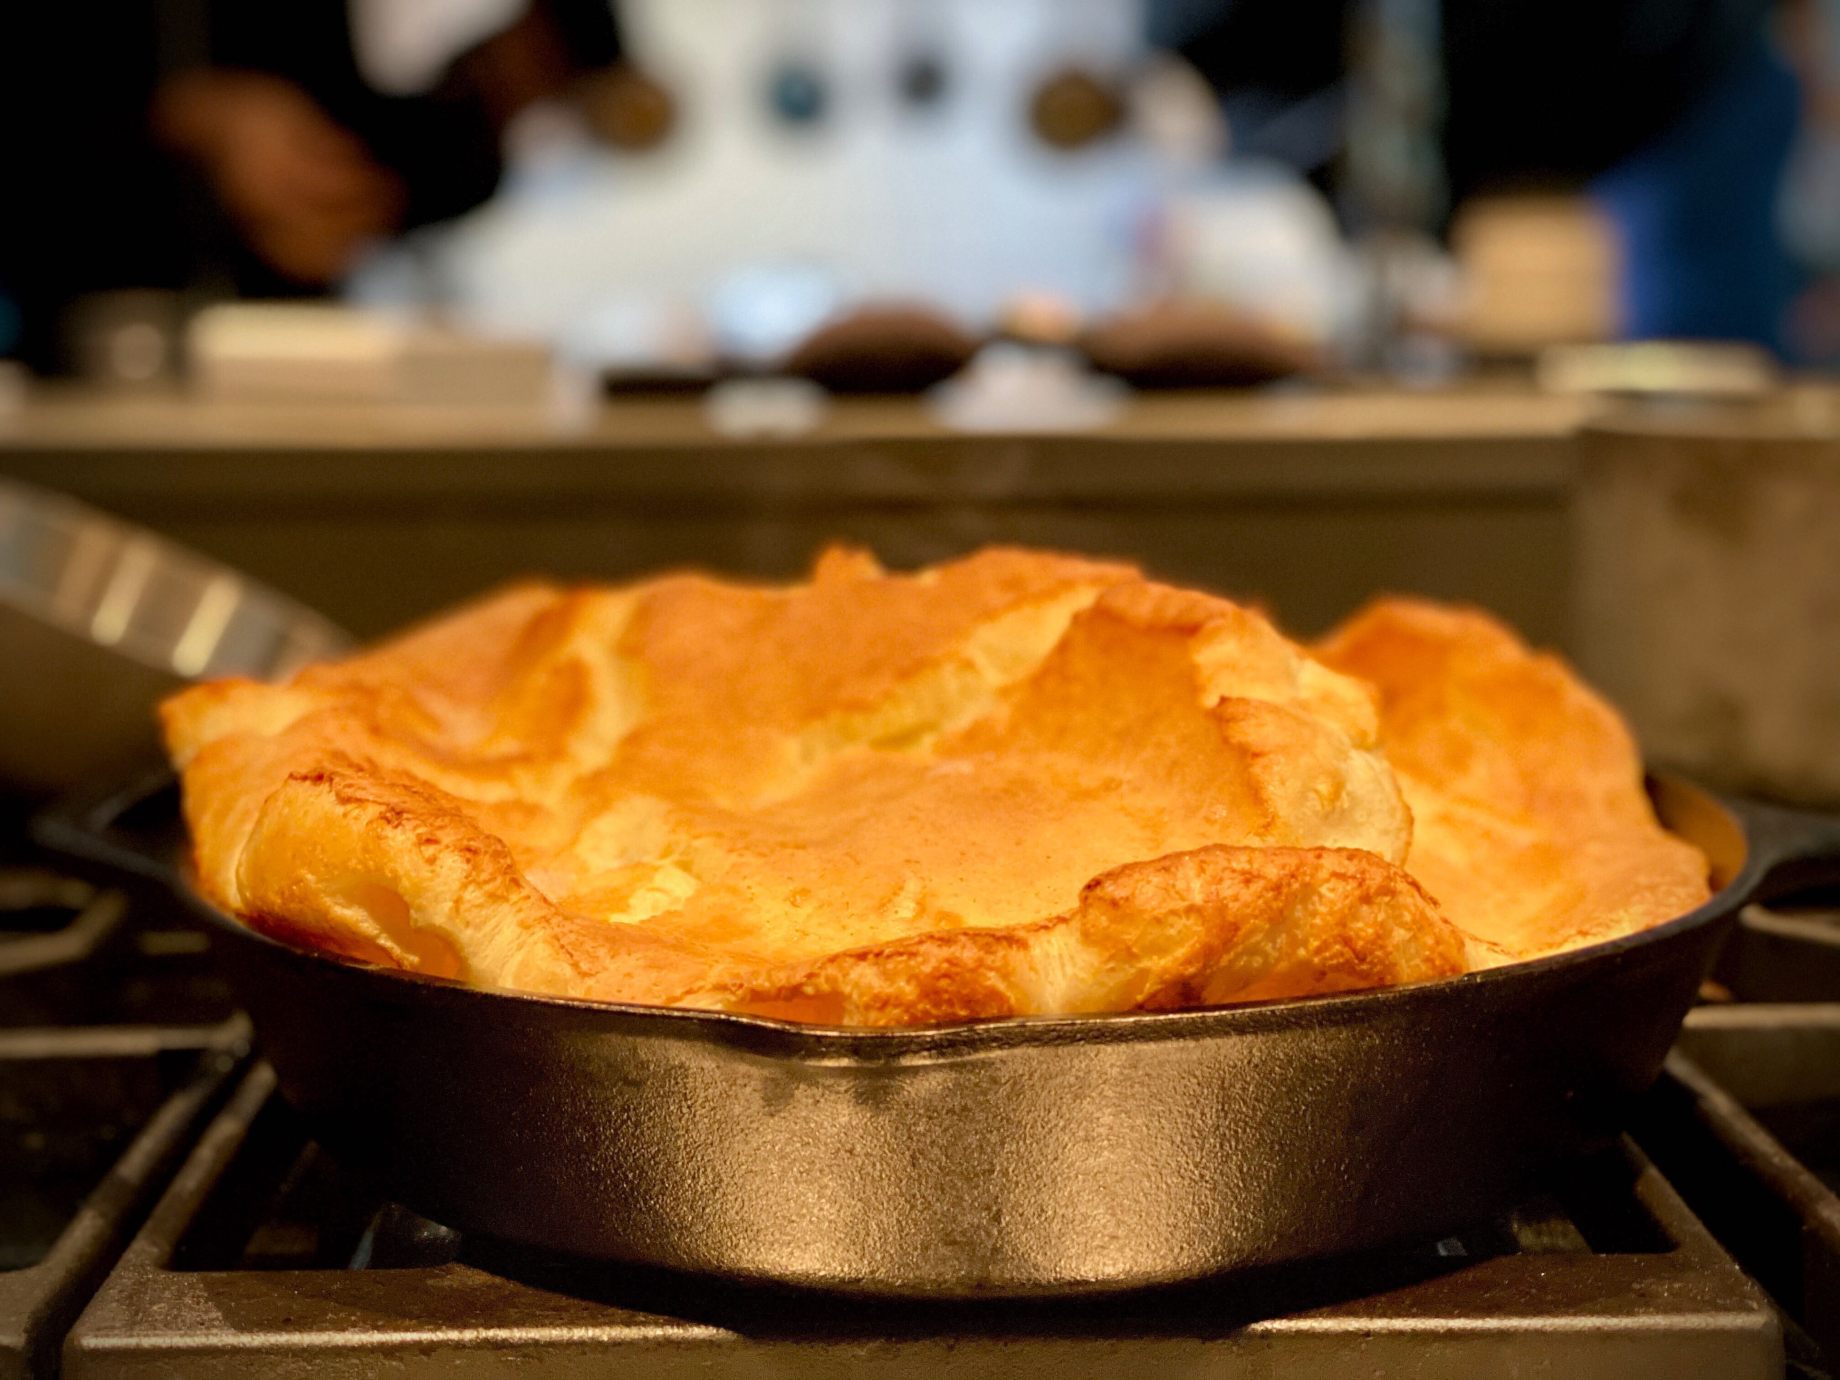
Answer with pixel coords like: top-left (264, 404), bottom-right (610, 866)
top-left (1081, 301), bottom-right (1321, 388)
top-left (1028, 66), bottom-right (1125, 151)
top-left (781, 304), bottom-right (978, 393)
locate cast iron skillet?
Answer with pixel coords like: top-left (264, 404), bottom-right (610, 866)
top-left (34, 772), bottom-right (1840, 1298)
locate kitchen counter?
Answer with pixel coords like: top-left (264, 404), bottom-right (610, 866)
top-left (0, 382), bottom-right (1594, 645)
top-left (0, 379), bottom-right (1593, 449)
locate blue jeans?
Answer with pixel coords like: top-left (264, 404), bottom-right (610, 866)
top-left (1590, 32), bottom-right (1802, 355)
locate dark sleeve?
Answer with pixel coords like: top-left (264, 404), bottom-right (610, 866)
top-left (202, 1), bottom-right (502, 232)
top-left (199, 1), bottom-right (626, 232)
top-left (539, 0), bottom-right (625, 69)
top-left (203, 2), bottom-right (364, 83)
top-left (1440, 0), bottom-right (1775, 195)
top-left (376, 0), bottom-right (630, 229)
top-left (1156, 0), bottom-right (1349, 101)
top-left (359, 93), bottom-right (507, 230)
top-left (1158, 0), bottom-right (1775, 197)
top-left (1, 4), bottom-right (198, 370)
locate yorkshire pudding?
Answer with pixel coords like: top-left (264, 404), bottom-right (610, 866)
top-left (163, 548), bottom-right (1707, 1025)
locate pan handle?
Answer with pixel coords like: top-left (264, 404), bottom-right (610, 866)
top-left (1727, 796), bottom-right (1840, 905)
top-left (30, 767), bottom-right (186, 889)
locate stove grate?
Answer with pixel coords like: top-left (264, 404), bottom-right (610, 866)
top-left (0, 1024), bottom-right (244, 1380)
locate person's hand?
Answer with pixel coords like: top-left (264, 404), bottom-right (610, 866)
top-left (155, 71), bottom-right (405, 284)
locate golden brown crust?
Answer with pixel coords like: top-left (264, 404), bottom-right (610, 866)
top-left (1314, 597), bottom-right (1711, 964)
top-left (692, 846), bottom-right (1464, 1025)
top-left (163, 547), bottom-right (1473, 1025)
top-left (163, 549), bottom-right (1700, 1027)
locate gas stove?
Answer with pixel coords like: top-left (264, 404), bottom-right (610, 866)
top-left (4, 838), bottom-right (1838, 1380)
top-left (0, 853), bottom-right (243, 1380)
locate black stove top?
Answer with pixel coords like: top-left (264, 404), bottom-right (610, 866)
top-left (5, 844), bottom-right (1839, 1380)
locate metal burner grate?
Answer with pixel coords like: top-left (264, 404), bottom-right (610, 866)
top-left (0, 1025), bottom-right (244, 1380)
top-left (1636, 1004), bottom-right (1840, 1375)
top-left (0, 868), bottom-right (236, 1030)
top-left (62, 1062), bottom-right (1781, 1380)
top-left (1714, 898), bottom-right (1840, 1004)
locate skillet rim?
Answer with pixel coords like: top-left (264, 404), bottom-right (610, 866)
top-left (179, 771), bottom-right (1758, 1061)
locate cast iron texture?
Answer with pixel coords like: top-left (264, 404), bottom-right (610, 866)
top-left (33, 773), bottom-right (1840, 1297)
top-left (0, 1023), bottom-right (244, 1380)
top-left (62, 1062), bottom-right (1782, 1380)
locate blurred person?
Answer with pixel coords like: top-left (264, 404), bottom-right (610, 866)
top-left (1153, 0), bottom-right (1802, 353)
top-left (1777, 0), bottom-right (1840, 361)
top-left (0, 0), bottom-right (624, 374)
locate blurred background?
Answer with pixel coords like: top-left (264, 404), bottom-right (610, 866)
top-left (3, 0), bottom-right (1840, 804)
top-left (6, 0), bottom-right (1837, 375)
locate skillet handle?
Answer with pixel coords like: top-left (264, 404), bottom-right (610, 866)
top-left (29, 767), bottom-right (186, 889)
top-left (1726, 796), bottom-right (1840, 905)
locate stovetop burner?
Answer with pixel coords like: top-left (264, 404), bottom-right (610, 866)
top-left (5, 823), bottom-right (1840, 1380)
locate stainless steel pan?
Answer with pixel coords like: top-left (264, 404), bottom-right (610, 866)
top-left (35, 772), bottom-right (1840, 1298)
top-left (0, 480), bottom-right (347, 794)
